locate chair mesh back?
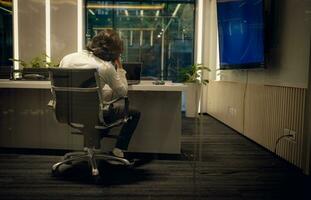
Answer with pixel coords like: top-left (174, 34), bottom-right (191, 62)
top-left (49, 68), bottom-right (100, 125)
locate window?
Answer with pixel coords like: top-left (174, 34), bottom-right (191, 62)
top-left (0, 0), bottom-right (13, 66)
top-left (86, 0), bottom-right (195, 81)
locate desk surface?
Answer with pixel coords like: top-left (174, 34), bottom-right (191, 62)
top-left (0, 79), bottom-right (186, 91)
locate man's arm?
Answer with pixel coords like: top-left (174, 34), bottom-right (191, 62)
top-left (99, 58), bottom-right (128, 98)
top-left (114, 57), bottom-right (128, 90)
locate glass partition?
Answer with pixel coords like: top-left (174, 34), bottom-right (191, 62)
top-left (0, 0), bottom-right (13, 66)
top-left (86, 0), bottom-right (195, 81)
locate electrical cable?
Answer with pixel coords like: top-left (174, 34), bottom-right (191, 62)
top-left (242, 70), bottom-right (249, 135)
top-left (274, 134), bottom-right (293, 154)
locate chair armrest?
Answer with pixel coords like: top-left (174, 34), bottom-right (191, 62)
top-left (47, 100), bottom-right (55, 109)
top-left (99, 96), bottom-right (130, 128)
top-left (102, 96), bottom-right (129, 117)
top-left (102, 96), bottom-right (128, 105)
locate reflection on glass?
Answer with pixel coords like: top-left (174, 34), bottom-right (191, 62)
top-left (86, 0), bottom-right (195, 81)
top-left (0, 0), bottom-right (13, 66)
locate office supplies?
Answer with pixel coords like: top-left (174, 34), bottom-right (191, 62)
top-left (23, 74), bottom-right (45, 80)
top-left (22, 68), bottom-right (49, 80)
top-left (152, 80), bottom-right (165, 85)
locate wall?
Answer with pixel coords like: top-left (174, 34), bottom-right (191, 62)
top-left (18, 0), bottom-right (45, 62)
top-left (216, 0), bottom-right (310, 88)
top-left (208, 82), bottom-right (306, 168)
top-left (205, 0), bottom-right (311, 170)
top-left (16, 0), bottom-right (79, 65)
top-left (51, 0), bottom-right (78, 62)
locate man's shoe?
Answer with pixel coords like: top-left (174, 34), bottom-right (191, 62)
top-left (112, 147), bottom-right (124, 158)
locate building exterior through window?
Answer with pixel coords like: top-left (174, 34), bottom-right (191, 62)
top-left (86, 0), bottom-right (195, 82)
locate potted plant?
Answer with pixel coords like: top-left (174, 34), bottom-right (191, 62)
top-left (10, 54), bottom-right (58, 80)
top-left (179, 63), bottom-right (210, 118)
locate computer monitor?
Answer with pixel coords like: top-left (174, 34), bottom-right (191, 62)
top-left (122, 62), bottom-right (142, 85)
top-left (217, 0), bottom-right (265, 70)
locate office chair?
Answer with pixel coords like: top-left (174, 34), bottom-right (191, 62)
top-left (48, 68), bottom-right (132, 179)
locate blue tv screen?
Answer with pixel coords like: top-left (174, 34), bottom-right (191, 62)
top-left (217, 0), bottom-right (265, 69)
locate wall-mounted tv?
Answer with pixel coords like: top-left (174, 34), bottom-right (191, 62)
top-left (217, 0), bottom-right (265, 70)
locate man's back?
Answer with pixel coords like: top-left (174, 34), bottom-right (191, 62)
top-left (60, 51), bottom-right (107, 70)
top-left (60, 51), bottom-right (128, 99)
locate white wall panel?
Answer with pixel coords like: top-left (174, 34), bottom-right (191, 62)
top-left (207, 81), bottom-right (306, 168)
top-left (51, 0), bottom-right (78, 63)
top-left (18, 0), bottom-right (45, 62)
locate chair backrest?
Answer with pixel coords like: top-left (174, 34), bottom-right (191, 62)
top-left (49, 68), bottom-right (103, 126)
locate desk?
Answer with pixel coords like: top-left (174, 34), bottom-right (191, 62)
top-left (0, 80), bottom-right (186, 154)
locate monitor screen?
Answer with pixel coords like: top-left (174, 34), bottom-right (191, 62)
top-left (217, 0), bottom-right (265, 69)
top-left (122, 62), bottom-right (142, 85)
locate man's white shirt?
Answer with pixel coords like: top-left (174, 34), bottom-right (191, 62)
top-left (59, 50), bottom-right (128, 100)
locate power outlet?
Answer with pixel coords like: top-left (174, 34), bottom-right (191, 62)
top-left (289, 130), bottom-right (296, 141)
top-left (228, 106), bottom-right (237, 117)
top-left (228, 106), bottom-right (233, 116)
top-left (233, 108), bottom-right (237, 116)
top-left (283, 128), bottom-right (290, 135)
top-left (284, 128), bottom-right (296, 142)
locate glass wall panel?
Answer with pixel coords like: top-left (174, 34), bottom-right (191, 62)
top-left (18, 0), bottom-right (45, 62)
top-left (51, 0), bottom-right (78, 63)
top-left (0, 0), bottom-right (13, 66)
top-left (86, 0), bottom-right (195, 81)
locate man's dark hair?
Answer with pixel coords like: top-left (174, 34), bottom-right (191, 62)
top-left (86, 29), bottom-right (123, 62)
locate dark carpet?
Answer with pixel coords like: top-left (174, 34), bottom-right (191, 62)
top-left (0, 115), bottom-right (310, 200)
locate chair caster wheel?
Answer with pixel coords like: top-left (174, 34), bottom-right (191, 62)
top-left (92, 169), bottom-right (99, 176)
top-left (51, 163), bottom-right (71, 177)
top-left (62, 157), bottom-right (72, 165)
top-left (51, 167), bottom-right (60, 177)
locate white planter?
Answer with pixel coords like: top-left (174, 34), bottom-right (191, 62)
top-left (185, 83), bottom-right (202, 118)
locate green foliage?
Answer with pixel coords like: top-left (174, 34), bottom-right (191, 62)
top-left (9, 54), bottom-right (59, 68)
top-left (179, 64), bottom-right (211, 85)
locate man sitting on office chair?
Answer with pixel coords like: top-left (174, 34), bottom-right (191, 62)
top-left (59, 30), bottom-right (140, 158)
